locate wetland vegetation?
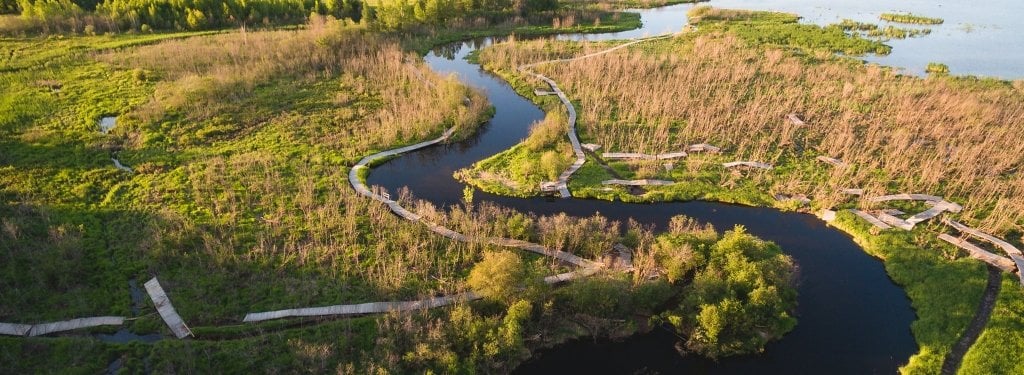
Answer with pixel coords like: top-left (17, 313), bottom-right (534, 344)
top-left (1, 0), bottom-right (1022, 373)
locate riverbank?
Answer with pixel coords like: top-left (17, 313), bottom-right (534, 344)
top-left (464, 8), bottom-right (1024, 373)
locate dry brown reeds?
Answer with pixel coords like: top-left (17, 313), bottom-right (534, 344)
top-left (483, 34), bottom-right (1024, 233)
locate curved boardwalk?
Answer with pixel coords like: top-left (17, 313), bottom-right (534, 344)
top-left (243, 120), bottom-right (604, 323)
top-left (517, 34), bottom-right (676, 198)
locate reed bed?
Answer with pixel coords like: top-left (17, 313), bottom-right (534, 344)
top-left (481, 33), bottom-right (1024, 234)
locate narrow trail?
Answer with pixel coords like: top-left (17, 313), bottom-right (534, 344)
top-left (940, 266), bottom-right (1002, 375)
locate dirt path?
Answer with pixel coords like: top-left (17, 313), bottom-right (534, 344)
top-left (940, 266), bottom-right (1002, 375)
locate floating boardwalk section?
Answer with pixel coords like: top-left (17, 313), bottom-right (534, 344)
top-left (145, 277), bottom-right (193, 339)
top-left (1, 317), bottom-right (124, 337)
top-left (519, 33), bottom-right (676, 198)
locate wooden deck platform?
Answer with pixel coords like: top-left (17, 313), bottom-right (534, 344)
top-left (875, 211), bottom-right (914, 230)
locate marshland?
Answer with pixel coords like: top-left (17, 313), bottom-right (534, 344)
top-left (2, 0), bottom-right (1023, 374)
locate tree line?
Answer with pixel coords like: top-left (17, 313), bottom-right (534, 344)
top-left (2, 0), bottom-right (560, 33)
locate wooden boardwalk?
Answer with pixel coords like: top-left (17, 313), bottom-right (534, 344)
top-left (264, 111), bottom-right (612, 324)
top-left (602, 151), bottom-right (687, 160)
top-left (518, 33), bottom-right (677, 199)
top-left (687, 143), bottom-right (720, 153)
top-left (0, 317), bottom-right (125, 337)
top-left (145, 277), bottom-right (193, 339)
top-left (944, 219), bottom-right (1024, 285)
top-left (723, 161), bottom-right (772, 170)
top-left (938, 234), bottom-right (1017, 273)
top-left (816, 155), bottom-right (846, 167)
top-left (602, 179), bottom-right (675, 186)
top-left (849, 209), bottom-right (891, 230)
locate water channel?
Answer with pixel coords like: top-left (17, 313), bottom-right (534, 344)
top-left (360, 2), bottom-right (1017, 372)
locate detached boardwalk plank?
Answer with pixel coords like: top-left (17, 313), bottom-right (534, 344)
top-left (944, 219), bottom-right (1024, 257)
top-left (722, 161), bottom-right (772, 170)
top-left (939, 234), bottom-right (1016, 273)
top-left (816, 156), bottom-right (846, 167)
top-left (875, 211), bottom-right (915, 230)
top-left (687, 143), bottom-right (720, 153)
top-left (850, 209), bottom-right (891, 230)
top-left (145, 277), bottom-right (193, 339)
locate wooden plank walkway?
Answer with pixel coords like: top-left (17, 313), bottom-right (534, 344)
top-left (816, 156), bottom-right (846, 167)
top-left (843, 188), bottom-right (865, 195)
top-left (875, 211), bottom-right (915, 230)
top-left (687, 143), bottom-right (721, 153)
top-left (0, 322), bottom-right (32, 336)
top-left (144, 277), bottom-right (193, 339)
top-left (722, 161), bottom-right (772, 170)
top-left (1, 317), bottom-right (125, 337)
top-left (869, 193), bottom-right (944, 203)
top-left (29, 317), bottom-right (125, 337)
top-left (849, 209), bottom-right (891, 229)
top-left (818, 209), bottom-right (837, 222)
top-left (518, 33), bottom-right (677, 199)
top-left (601, 151), bottom-right (687, 160)
top-left (601, 179), bottom-right (675, 186)
top-left (938, 234), bottom-right (1017, 273)
top-left (944, 219), bottom-right (1024, 285)
top-left (786, 113), bottom-right (806, 126)
top-left (244, 267), bottom-right (602, 323)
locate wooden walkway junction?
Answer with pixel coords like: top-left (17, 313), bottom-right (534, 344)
top-left (145, 277), bottom-right (193, 339)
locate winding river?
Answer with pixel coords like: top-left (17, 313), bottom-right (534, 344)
top-left (361, 4), bottom-right (957, 373)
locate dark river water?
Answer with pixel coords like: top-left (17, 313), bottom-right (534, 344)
top-left (366, 4), bottom-right (928, 373)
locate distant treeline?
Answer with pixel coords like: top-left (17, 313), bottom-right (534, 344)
top-left (1, 0), bottom-right (559, 33)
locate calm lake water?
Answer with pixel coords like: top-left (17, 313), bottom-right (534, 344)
top-left (369, 1), bottom-right (1019, 372)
